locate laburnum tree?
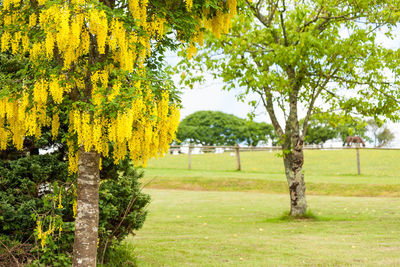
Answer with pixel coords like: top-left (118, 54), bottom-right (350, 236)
top-left (179, 0), bottom-right (400, 216)
top-left (0, 0), bottom-right (238, 265)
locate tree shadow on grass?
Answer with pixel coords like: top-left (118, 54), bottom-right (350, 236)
top-left (264, 210), bottom-right (361, 223)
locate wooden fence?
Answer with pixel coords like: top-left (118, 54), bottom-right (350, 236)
top-left (168, 144), bottom-right (400, 175)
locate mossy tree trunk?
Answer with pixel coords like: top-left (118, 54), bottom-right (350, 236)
top-left (282, 86), bottom-right (307, 216)
top-left (282, 137), bottom-right (307, 216)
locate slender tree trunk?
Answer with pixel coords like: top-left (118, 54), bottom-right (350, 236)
top-left (72, 147), bottom-right (100, 267)
top-left (283, 137), bottom-right (307, 216)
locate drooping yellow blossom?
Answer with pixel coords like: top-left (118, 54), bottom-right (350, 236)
top-left (52, 113), bottom-right (60, 139)
top-left (58, 191), bottom-right (63, 209)
top-left (186, 0), bottom-right (193, 11)
top-left (0, 0), bottom-right (238, 173)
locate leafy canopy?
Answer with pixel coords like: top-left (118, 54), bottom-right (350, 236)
top-left (176, 110), bottom-right (275, 146)
top-left (0, 0), bottom-right (238, 172)
top-left (179, 0), bottom-right (400, 146)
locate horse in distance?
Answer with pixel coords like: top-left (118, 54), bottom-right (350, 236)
top-left (344, 136), bottom-right (366, 147)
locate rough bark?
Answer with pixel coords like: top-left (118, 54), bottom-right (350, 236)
top-left (283, 137), bottom-right (307, 216)
top-left (283, 80), bottom-right (307, 217)
top-left (72, 147), bottom-right (100, 267)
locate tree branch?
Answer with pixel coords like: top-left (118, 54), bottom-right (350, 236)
top-left (329, 75), bottom-right (400, 104)
top-left (260, 86), bottom-right (284, 137)
top-left (301, 64), bottom-right (341, 138)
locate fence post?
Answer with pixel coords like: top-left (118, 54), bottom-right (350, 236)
top-left (356, 146), bottom-right (361, 175)
top-left (188, 144), bottom-right (192, 170)
top-left (235, 144), bottom-right (241, 171)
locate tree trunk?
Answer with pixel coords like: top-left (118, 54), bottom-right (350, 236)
top-left (283, 141), bottom-right (307, 216)
top-left (72, 147), bottom-right (100, 267)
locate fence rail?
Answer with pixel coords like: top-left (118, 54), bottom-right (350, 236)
top-left (169, 145), bottom-right (400, 151)
top-left (168, 144), bottom-right (400, 174)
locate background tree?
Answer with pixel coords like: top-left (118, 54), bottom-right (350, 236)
top-left (179, 0), bottom-right (400, 216)
top-left (301, 114), bottom-right (370, 147)
top-left (0, 0), bottom-right (238, 265)
top-left (376, 128), bottom-right (395, 147)
top-left (367, 119), bottom-right (395, 147)
top-left (239, 120), bottom-right (276, 146)
top-left (176, 110), bottom-right (275, 146)
top-left (367, 119), bottom-right (381, 147)
top-left (177, 111), bottom-right (243, 146)
top-left (301, 117), bottom-right (337, 147)
top-left (336, 119), bottom-right (370, 146)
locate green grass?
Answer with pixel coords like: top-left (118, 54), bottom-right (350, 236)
top-left (143, 150), bottom-right (400, 196)
top-left (120, 150), bottom-right (400, 266)
top-left (128, 189), bottom-right (400, 266)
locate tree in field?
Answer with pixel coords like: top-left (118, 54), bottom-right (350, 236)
top-left (177, 111), bottom-right (243, 146)
top-left (336, 119), bottom-right (370, 146)
top-left (240, 119), bottom-right (276, 146)
top-left (376, 127), bottom-right (395, 147)
top-left (179, 1), bottom-right (400, 216)
top-left (302, 114), bottom-right (369, 147)
top-left (176, 110), bottom-right (275, 146)
top-left (0, 0), bottom-right (238, 265)
top-left (301, 117), bottom-right (337, 147)
top-left (367, 119), bottom-right (395, 147)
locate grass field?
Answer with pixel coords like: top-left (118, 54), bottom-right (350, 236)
top-left (143, 149), bottom-right (400, 197)
top-left (127, 189), bottom-right (400, 266)
top-left (118, 149), bottom-right (400, 266)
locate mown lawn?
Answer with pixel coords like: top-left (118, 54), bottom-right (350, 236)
top-left (143, 149), bottom-right (400, 197)
top-left (127, 189), bottom-right (400, 266)
top-left (114, 149), bottom-right (400, 266)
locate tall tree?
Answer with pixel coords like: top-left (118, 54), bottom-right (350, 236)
top-left (0, 0), bottom-right (238, 265)
top-left (180, 0), bottom-right (400, 216)
top-left (177, 110), bottom-right (275, 146)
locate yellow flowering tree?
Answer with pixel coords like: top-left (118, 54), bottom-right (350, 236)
top-left (0, 0), bottom-right (238, 265)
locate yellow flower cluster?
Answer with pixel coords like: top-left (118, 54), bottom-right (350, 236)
top-left (36, 215), bottom-right (63, 248)
top-left (0, 1), bottom-right (165, 71)
top-left (35, 189), bottom-right (64, 248)
top-left (186, 0), bottom-right (193, 11)
top-left (67, 86), bottom-right (179, 171)
top-left (184, 0), bottom-right (237, 58)
top-left (0, 94), bottom-right (31, 150)
top-left (0, 0), bottom-right (237, 173)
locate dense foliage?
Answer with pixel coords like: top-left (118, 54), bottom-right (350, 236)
top-left (0, 146), bottom-right (149, 266)
top-left (176, 111), bottom-right (275, 146)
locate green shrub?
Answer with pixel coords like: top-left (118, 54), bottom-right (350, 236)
top-left (0, 152), bottom-right (149, 266)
